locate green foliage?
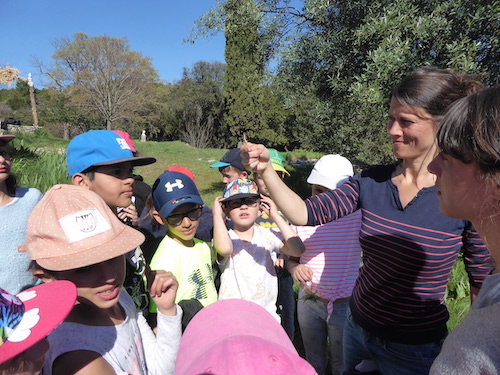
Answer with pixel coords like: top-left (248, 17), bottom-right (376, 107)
top-left (10, 142), bottom-right (70, 193)
top-left (445, 254), bottom-right (472, 331)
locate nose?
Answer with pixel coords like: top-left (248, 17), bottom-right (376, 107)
top-left (99, 261), bottom-right (119, 283)
top-left (428, 155), bottom-right (441, 176)
top-left (387, 119), bottom-right (402, 137)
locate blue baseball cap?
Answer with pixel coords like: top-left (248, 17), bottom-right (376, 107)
top-left (152, 171), bottom-right (204, 219)
top-left (67, 130), bottom-right (156, 177)
top-left (209, 148), bottom-right (250, 174)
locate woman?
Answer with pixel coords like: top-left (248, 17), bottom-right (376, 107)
top-left (428, 85), bottom-right (500, 374)
top-left (0, 134), bottom-right (42, 293)
top-left (241, 67), bottom-right (493, 375)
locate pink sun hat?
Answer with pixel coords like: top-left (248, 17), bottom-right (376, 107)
top-left (0, 280), bottom-right (77, 364)
top-left (174, 299), bottom-right (316, 375)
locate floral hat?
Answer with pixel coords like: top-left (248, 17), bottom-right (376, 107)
top-left (0, 281), bottom-right (77, 364)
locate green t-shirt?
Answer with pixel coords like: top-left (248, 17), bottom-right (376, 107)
top-left (149, 236), bottom-right (218, 312)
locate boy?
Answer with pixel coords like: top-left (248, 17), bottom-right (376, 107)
top-left (149, 170), bottom-right (218, 327)
top-left (212, 179), bottom-right (305, 321)
top-left (210, 148), bottom-right (250, 186)
top-left (20, 184), bottom-right (182, 374)
top-left (253, 149), bottom-right (296, 340)
top-left (66, 129), bottom-right (158, 315)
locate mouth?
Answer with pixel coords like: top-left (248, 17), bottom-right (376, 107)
top-left (97, 285), bottom-right (120, 301)
top-left (122, 191), bottom-right (133, 197)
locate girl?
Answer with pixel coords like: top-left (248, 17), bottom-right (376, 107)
top-left (20, 184), bottom-right (182, 375)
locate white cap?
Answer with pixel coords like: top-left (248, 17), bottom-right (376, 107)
top-left (307, 154), bottom-right (353, 190)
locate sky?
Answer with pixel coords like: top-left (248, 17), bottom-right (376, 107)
top-left (1, 0), bottom-right (226, 87)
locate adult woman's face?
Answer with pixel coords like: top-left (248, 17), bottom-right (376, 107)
top-left (387, 97), bottom-right (437, 161)
top-left (428, 152), bottom-right (488, 222)
top-left (0, 145), bottom-right (12, 183)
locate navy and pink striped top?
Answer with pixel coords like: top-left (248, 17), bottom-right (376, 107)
top-left (305, 164), bottom-right (493, 344)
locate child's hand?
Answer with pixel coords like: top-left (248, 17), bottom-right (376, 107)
top-left (148, 270), bottom-right (178, 316)
top-left (259, 196), bottom-right (278, 220)
top-left (117, 202), bottom-right (139, 226)
top-left (275, 255), bottom-right (286, 269)
top-left (291, 264), bottom-right (313, 283)
top-left (212, 196), bottom-right (225, 217)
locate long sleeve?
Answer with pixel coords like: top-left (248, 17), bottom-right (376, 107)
top-left (139, 305), bottom-right (183, 375)
top-left (461, 222), bottom-right (494, 287)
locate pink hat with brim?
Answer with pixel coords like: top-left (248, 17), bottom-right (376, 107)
top-left (0, 135), bottom-right (15, 146)
top-left (0, 280), bottom-right (77, 364)
top-left (174, 299), bottom-right (317, 375)
top-left (19, 184), bottom-right (145, 271)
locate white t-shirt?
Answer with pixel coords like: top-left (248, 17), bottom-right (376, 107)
top-left (218, 225), bottom-right (282, 321)
top-left (45, 290), bottom-right (182, 375)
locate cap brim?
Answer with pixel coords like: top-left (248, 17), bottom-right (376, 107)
top-left (158, 196), bottom-right (205, 219)
top-left (92, 156), bottom-right (156, 168)
top-left (35, 225), bottom-right (145, 272)
top-left (272, 164), bottom-right (290, 176)
top-left (209, 161), bottom-right (230, 169)
top-left (221, 193), bottom-right (260, 203)
top-left (0, 135), bottom-right (15, 146)
top-left (0, 281), bottom-right (77, 363)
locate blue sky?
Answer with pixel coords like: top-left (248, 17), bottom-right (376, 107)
top-left (1, 0), bottom-right (226, 87)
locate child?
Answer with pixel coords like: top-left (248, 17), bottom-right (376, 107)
top-left (67, 129), bottom-right (158, 316)
top-left (212, 179), bottom-right (305, 321)
top-left (149, 170), bottom-right (218, 326)
top-left (0, 280), bottom-right (76, 375)
top-left (174, 299), bottom-right (317, 375)
top-left (210, 148), bottom-right (250, 186)
top-left (19, 184), bottom-right (182, 375)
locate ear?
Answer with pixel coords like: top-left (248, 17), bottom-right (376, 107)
top-left (72, 173), bottom-right (90, 188)
top-left (241, 171), bottom-right (249, 179)
top-left (152, 210), bottom-right (165, 226)
top-left (32, 268), bottom-right (57, 284)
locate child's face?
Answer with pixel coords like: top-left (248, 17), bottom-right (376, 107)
top-left (87, 162), bottom-right (135, 211)
top-left (0, 145), bottom-right (12, 182)
top-left (165, 203), bottom-right (202, 246)
top-left (223, 196), bottom-right (260, 229)
top-left (219, 166), bottom-right (248, 186)
top-left (48, 256), bottom-right (126, 310)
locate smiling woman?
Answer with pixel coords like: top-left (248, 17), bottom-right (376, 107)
top-left (240, 67), bottom-right (493, 375)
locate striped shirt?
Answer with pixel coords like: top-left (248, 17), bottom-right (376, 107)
top-left (292, 211), bottom-right (362, 303)
top-left (306, 164), bottom-right (493, 344)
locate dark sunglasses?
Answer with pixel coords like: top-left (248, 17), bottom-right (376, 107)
top-left (224, 197), bottom-right (260, 209)
top-left (166, 206), bottom-right (203, 226)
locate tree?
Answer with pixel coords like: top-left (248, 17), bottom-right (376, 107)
top-left (42, 33), bottom-right (159, 130)
top-left (160, 61), bottom-right (225, 147)
top-left (192, 0), bottom-right (499, 164)
top-left (275, 0), bottom-right (499, 164)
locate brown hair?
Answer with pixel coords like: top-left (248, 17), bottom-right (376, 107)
top-left (392, 66), bottom-right (485, 122)
top-left (437, 85), bottom-right (500, 178)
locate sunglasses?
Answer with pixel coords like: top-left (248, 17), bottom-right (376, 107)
top-left (224, 197), bottom-right (260, 209)
top-left (166, 206), bottom-right (203, 226)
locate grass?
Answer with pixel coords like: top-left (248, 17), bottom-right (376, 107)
top-left (8, 129), bottom-right (472, 331)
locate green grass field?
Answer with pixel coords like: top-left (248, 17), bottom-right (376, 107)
top-left (8, 129), bottom-right (471, 330)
